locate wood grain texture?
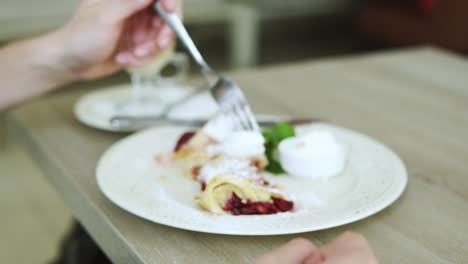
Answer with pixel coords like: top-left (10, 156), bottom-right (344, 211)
top-left (7, 47), bottom-right (468, 264)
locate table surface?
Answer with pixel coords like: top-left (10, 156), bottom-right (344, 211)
top-left (8, 47), bottom-right (468, 264)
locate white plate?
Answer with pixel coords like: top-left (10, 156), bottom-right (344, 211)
top-left (96, 123), bottom-right (407, 235)
top-left (74, 85), bottom-right (219, 132)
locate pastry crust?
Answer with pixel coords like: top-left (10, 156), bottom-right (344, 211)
top-left (197, 174), bottom-right (284, 214)
top-left (174, 130), bottom-right (293, 215)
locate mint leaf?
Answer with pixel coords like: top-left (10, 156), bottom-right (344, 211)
top-left (265, 160), bottom-right (284, 174)
top-left (262, 123), bottom-right (295, 175)
top-left (275, 122), bottom-right (295, 139)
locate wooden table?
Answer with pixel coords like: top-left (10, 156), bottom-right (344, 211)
top-left (7, 48), bottom-right (468, 263)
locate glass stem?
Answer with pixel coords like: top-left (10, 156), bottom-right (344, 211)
top-left (131, 73), bottom-right (144, 102)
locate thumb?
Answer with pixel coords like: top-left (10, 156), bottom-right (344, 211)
top-left (104, 0), bottom-right (154, 23)
top-left (255, 238), bottom-right (318, 264)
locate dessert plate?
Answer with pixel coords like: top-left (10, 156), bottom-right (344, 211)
top-left (74, 85), bottom-right (218, 132)
top-left (96, 123), bottom-right (407, 235)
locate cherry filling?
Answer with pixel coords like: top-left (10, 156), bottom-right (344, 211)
top-left (191, 166), bottom-right (201, 178)
top-left (200, 181), bottom-right (207, 191)
top-left (223, 193), bottom-right (294, 215)
top-left (174, 131), bottom-right (196, 152)
top-left (174, 131), bottom-right (293, 215)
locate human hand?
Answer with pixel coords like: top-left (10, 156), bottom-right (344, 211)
top-left (255, 232), bottom-right (377, 264)
top-left (54, 0), bottom-right (180, 80)
top-left (304, 232), bottom-right (378, 264)
top-left (255, 238), bottom-right (318, 264)
top-left (359, 0), bottom-right (468, 52)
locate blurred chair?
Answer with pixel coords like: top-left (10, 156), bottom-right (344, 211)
top-left (229, 0), bottom-right (357, 67)
top-left (256, 0), bottom-right (355, 18)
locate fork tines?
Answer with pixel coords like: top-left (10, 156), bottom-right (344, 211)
top-left (230, 100), bottom-right (259, 131)
top-left (211, 77), bottom-right (260, 132)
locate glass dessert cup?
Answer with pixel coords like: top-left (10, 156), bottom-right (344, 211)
top-left (116, 44), bottom-right (189, 116)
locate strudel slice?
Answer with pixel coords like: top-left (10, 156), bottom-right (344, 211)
top-left (173, 114), bottom-right (294, 215)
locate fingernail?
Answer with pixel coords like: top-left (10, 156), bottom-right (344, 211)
top-left (303, 252), bottom-right (326, 264)
top-left (134, 42), bottom-right (155, 57)
top-left (158, 35), bottom-right (171, 48)
top-left (116, 53), bottom-right (130, 64)
top-left (135, 47), bottom-right (150, 57)
top-left (163, 0), bottom-right (177, 11)
top-left (158, 26), bottom-right (173, 48)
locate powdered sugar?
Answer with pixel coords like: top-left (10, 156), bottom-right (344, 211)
top-left (198, 157), bottom-right (257, 183)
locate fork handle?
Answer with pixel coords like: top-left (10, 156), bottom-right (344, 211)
top-left (110, 116), bottom-right (206, 130)
top-left (110, 115), bottom-right (321, 130)
top-left (155, 2), bottom-right (216, 80)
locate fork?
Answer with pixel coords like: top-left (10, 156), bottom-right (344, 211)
top-left (155, 2), bottom-right (260, 132)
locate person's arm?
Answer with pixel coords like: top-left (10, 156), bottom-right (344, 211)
top-left (0, 0), bottom-right (178, 112)
top-left (0, 31), bottom-right (74, 111)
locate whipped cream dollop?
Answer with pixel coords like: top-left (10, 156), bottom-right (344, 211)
top-left (203, 113), bottom-right (265, 159)
top-left (279, 130), bottom-right (348, 179)
top-left (221, 131), bottom-right (265, 158)
top-left (198, 157), bottom-right (257, 183)
top-left (202, 114), bottom-right (236, 142)
top-left (205, 131), bottom-right (265, 158)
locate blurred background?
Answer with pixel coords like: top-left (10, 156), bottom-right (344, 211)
top-left (1, 0), bottom-right (466, 263)
top-left (0, 0), bottom-right (364, 69)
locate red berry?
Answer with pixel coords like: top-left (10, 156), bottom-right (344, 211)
top-left (174, 131), bottom-right (196, 152)
top-left (223, 192), bottom-right (294, 215)
top-left (273, 198), bottom-right (294, 212)
top-left (200, 181), bottom-right (206, 191)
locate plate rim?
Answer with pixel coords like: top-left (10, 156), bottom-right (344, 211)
top-left (74, 85), bottom-right (134, 133)
top-left (96, 124), bottom-right (408, 236)
top-left (74, 85), bottom-right (199, 133)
